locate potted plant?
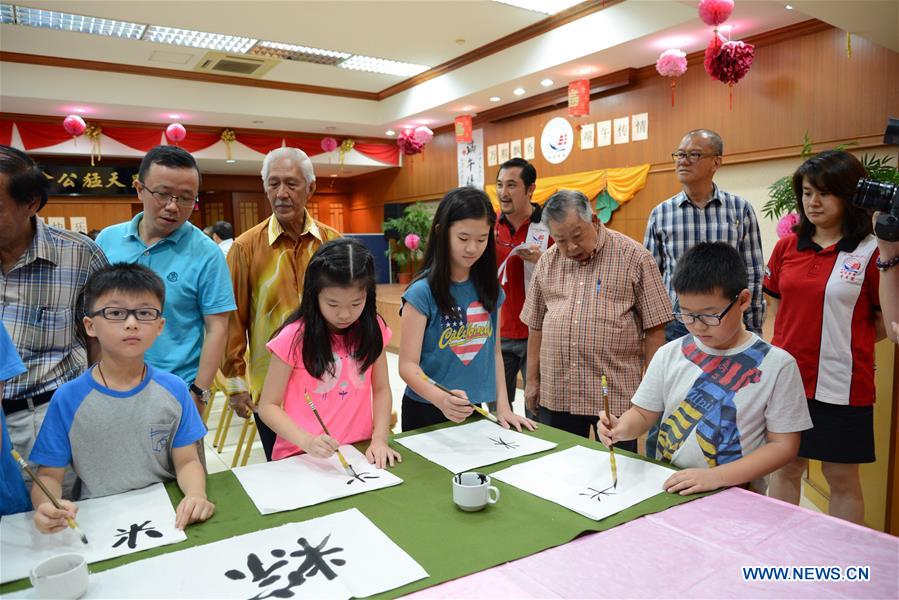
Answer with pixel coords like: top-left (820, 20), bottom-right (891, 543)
top-left (382, 203), bottom-right (432, 284)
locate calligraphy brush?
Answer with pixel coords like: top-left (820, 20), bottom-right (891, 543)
top-left (417, 371), bottom-right (499, 423)
top-left (304, 391), bottom-right (356, 478)
top-left (11, 449), bottom-right (88, 544)
top-left (601, 375), bottom-right (618, 489)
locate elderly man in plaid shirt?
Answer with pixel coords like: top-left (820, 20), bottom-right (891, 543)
top-left (644, 129), bottom-right (766, 342)
top-left (521, 190), bottom-right (671, 451)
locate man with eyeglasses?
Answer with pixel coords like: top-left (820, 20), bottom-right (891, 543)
top-left (222, 147), bottom-right (340, 460)
top-left (0, 145), bottom-right (108, 482)
top-left (494, 158), bottom-right (551, 420)
top-left (644, 129), bottom-right (765, 343)
top-left (96, 145), bottom-right (236, 417)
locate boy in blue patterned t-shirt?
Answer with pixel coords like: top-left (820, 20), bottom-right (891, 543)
top-left (0, 324), bottom-right (29, 517)
top-left (29, 264), bottom-right (214, 533)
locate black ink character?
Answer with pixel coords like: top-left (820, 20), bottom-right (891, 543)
top-left (488, 436), bottom-right (519, 450)
top-left (578, 485), bottom-right (616, 501)
top-left (345, 470), bottom-right (379, 486)
top-left (112, 520), bottom-right (164, 549)
top-left (225, 535), bottom-right (347, 599)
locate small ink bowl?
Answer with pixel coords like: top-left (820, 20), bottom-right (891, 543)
top-left (29, 553), bottom-right (89, 599)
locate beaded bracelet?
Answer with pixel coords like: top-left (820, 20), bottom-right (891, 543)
top-left (876, 254), bottom-right (899, 271)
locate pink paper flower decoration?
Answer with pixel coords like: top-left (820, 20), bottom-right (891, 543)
top-left (704, 31), bottom-right (726, 77)
top-left (413, 126), bottom-right (433, 145)
top-left (63, 115), bottom-right (87, 138)
top-left (404, 233), bottom-right (421, 251)
top-left (397, 128), bottom-right (426, 155)
top-left (656, 49), bottom-right (687, 77)
top-left (321, 136), bottom-right (338, 152)
top-left (776, 212), bottom-right (800, 238)
top-left (165, 122), bottom-right (187, 143)
top-left (698, 0), bottom-right (734, 27)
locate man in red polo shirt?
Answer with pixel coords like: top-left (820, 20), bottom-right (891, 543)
top-left (495, 158), bottom-right (551, 419)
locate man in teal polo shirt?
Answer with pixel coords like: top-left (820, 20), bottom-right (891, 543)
top-left (96, 146), bottom-right (235, 416)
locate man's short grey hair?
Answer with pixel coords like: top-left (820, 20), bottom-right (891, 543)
top-left (542, 190), bottom-right (594, 226)
top-left (683, 129), bottom-right (724, 155)
top-left (261, 147), bottom-right (316, 189)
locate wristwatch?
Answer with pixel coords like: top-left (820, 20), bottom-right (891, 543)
top-left (189, 383), bottom-right (212, 405)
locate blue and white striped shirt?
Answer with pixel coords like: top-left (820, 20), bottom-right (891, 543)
top-left (644, 185), bottom-right (766, 332)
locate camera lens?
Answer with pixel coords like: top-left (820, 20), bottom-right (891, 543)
top-left (852, 179), bottom-right (897, 211)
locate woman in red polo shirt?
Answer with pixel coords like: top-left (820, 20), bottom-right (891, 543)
top-left (765, 150), bottom-right (885, 524)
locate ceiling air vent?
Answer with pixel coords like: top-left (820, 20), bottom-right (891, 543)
top-left (193, 51), bottom-right (278, 78)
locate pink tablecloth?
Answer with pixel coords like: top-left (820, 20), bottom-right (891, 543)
top-left (406, 488), bottom-right (898, 599)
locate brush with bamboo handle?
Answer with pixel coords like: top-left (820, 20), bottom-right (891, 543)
top-left (11, 449), bottom-right (88, 544)
top-left (417, 371), bottom-right (498, 423)
top-left (601, 375), bottom-right (618, 489)
top-left (304, 391), bottom-right (356, 478)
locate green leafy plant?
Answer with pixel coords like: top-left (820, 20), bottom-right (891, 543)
top-left (762, 133), bottom-right (897, 220)
top-left (382, 203), bottom-right (433, 275)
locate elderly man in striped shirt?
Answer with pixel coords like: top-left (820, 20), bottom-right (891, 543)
top-left (521, 190), bottom-right (671, 451)
top-left (644, 129), bottom-right (766, 342)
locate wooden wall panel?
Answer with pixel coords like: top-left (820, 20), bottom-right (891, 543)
top-left (39, 197), bottom-right (134, 232)
top-left (346, 26), bottom-right (898, 238)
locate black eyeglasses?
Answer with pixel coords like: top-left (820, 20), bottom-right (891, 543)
top-left (672, 295), bottom-right (739, 327)
top-left (140, 184), bottom-right (197, 208)
top-left (671, 151), bottom-right (720, 163)
top-left (88, 307), bottom-right (162, 321)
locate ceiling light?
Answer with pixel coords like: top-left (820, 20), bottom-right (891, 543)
top-left (72, 107), bottom-right (87, 113)
top-left (513, 87), bottom-right (526, 96)
top-left (540, 78), bottom-right (554, 87)
top-left (338, 55), bottom-right (429, 77)
top-left (489, 96), bottom-right (501, 102)
top-left (719, 24), bottom-right (733, 32)
top-left (250, 41), bottom-right (350, 65)
top-left (491, 0), bottom-right (583, 15)
top-left (0, 4), bottom-right (14, 24)
top-left (385, 130), bottom-right (396, 136)
top-left (12, 6), bottom-right (146, 38)
top-left (143, 25), bottom-right (257, 53)
top-left (168, 114), bottom-right (181, 119)
top-left (785, 4), bottom-right (793, 9)
top-left (225, 159), bottom-right (236, 164)
top-left (577, 67), bottom-right (593, 76)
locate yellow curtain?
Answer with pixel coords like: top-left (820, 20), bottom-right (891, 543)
top-left (486, 164), bottom-right (650, 209)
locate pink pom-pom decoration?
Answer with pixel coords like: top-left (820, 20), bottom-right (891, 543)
top-left (63, 115), bottom-right (86, 138)
top-left (698, 0), bottom-right (734, 27)
top-left (165, 122), bottom-right (187, 144)
top-left (776, 212), bottom-right (800, 238)
top-left (708, 40), bottom-right (755, 84)
top-left (321, 136), bottom-right (338, 152)
top-left (404, 233), bottom-right (421, 251)
top-left (397, 128), bottom-right (427, 155)
top-left (704, 31), bottom-right (726, 76)
top-left (656, 49), bottom-right (687, 77)
top-left (413, 126), bottom-right (433, 145)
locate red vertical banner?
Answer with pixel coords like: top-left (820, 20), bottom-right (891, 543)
top-left (454, 115), bottom-right (473, 143)
top-left (568, 79), bottom-right (590, 117)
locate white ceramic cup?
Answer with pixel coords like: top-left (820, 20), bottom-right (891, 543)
top-left (452, 472), bottom-right (500, 512)
top-left (29, 553), bottom-right (89, 600)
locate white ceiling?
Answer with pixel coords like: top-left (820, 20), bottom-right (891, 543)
top-left (1, 0), bottom-right (896, 146)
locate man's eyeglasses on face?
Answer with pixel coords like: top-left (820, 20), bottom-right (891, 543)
top-left (672, 294), bottom-right (740, 327)
top-left (141, 184), bottom-right (197, 208)
top-left (88, 307), bottom-right (162, 321)
top-left (671, 151), bottom-right (720, 163)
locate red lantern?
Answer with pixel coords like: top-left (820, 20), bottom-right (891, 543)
top-left (165, 122), bottom-right (187, 144)
top-left (567, 79), bottom-right (590, 117)
top-left (63, 115), bottom-right (86, 139)
top-left (454, 115), bottom-right (473, 143)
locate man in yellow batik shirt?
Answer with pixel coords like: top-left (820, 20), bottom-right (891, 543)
top-left (223, 147), bottom-right (340, 460)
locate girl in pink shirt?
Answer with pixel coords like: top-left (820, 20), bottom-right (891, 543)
top-left (258, 238), bottom-right (401, 468)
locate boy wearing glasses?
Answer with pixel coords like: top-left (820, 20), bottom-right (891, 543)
top-left (598, 243), bottom-right (810, 495)
top-left (29, 264), bottom-right (214, 533)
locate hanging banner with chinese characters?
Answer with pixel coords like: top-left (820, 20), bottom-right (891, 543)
top-left (454, 115), bottom-right (473, 143)
top-left (41, 164), bottom-right (140, 196)
top-left (568, 79), bottom-right (591, 117)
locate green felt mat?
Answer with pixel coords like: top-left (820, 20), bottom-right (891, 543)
top-left (1, 421), bottom-right (709, 597)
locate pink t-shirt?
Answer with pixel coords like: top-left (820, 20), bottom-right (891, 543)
top-left (266, 318), bottom-right (391, 460)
